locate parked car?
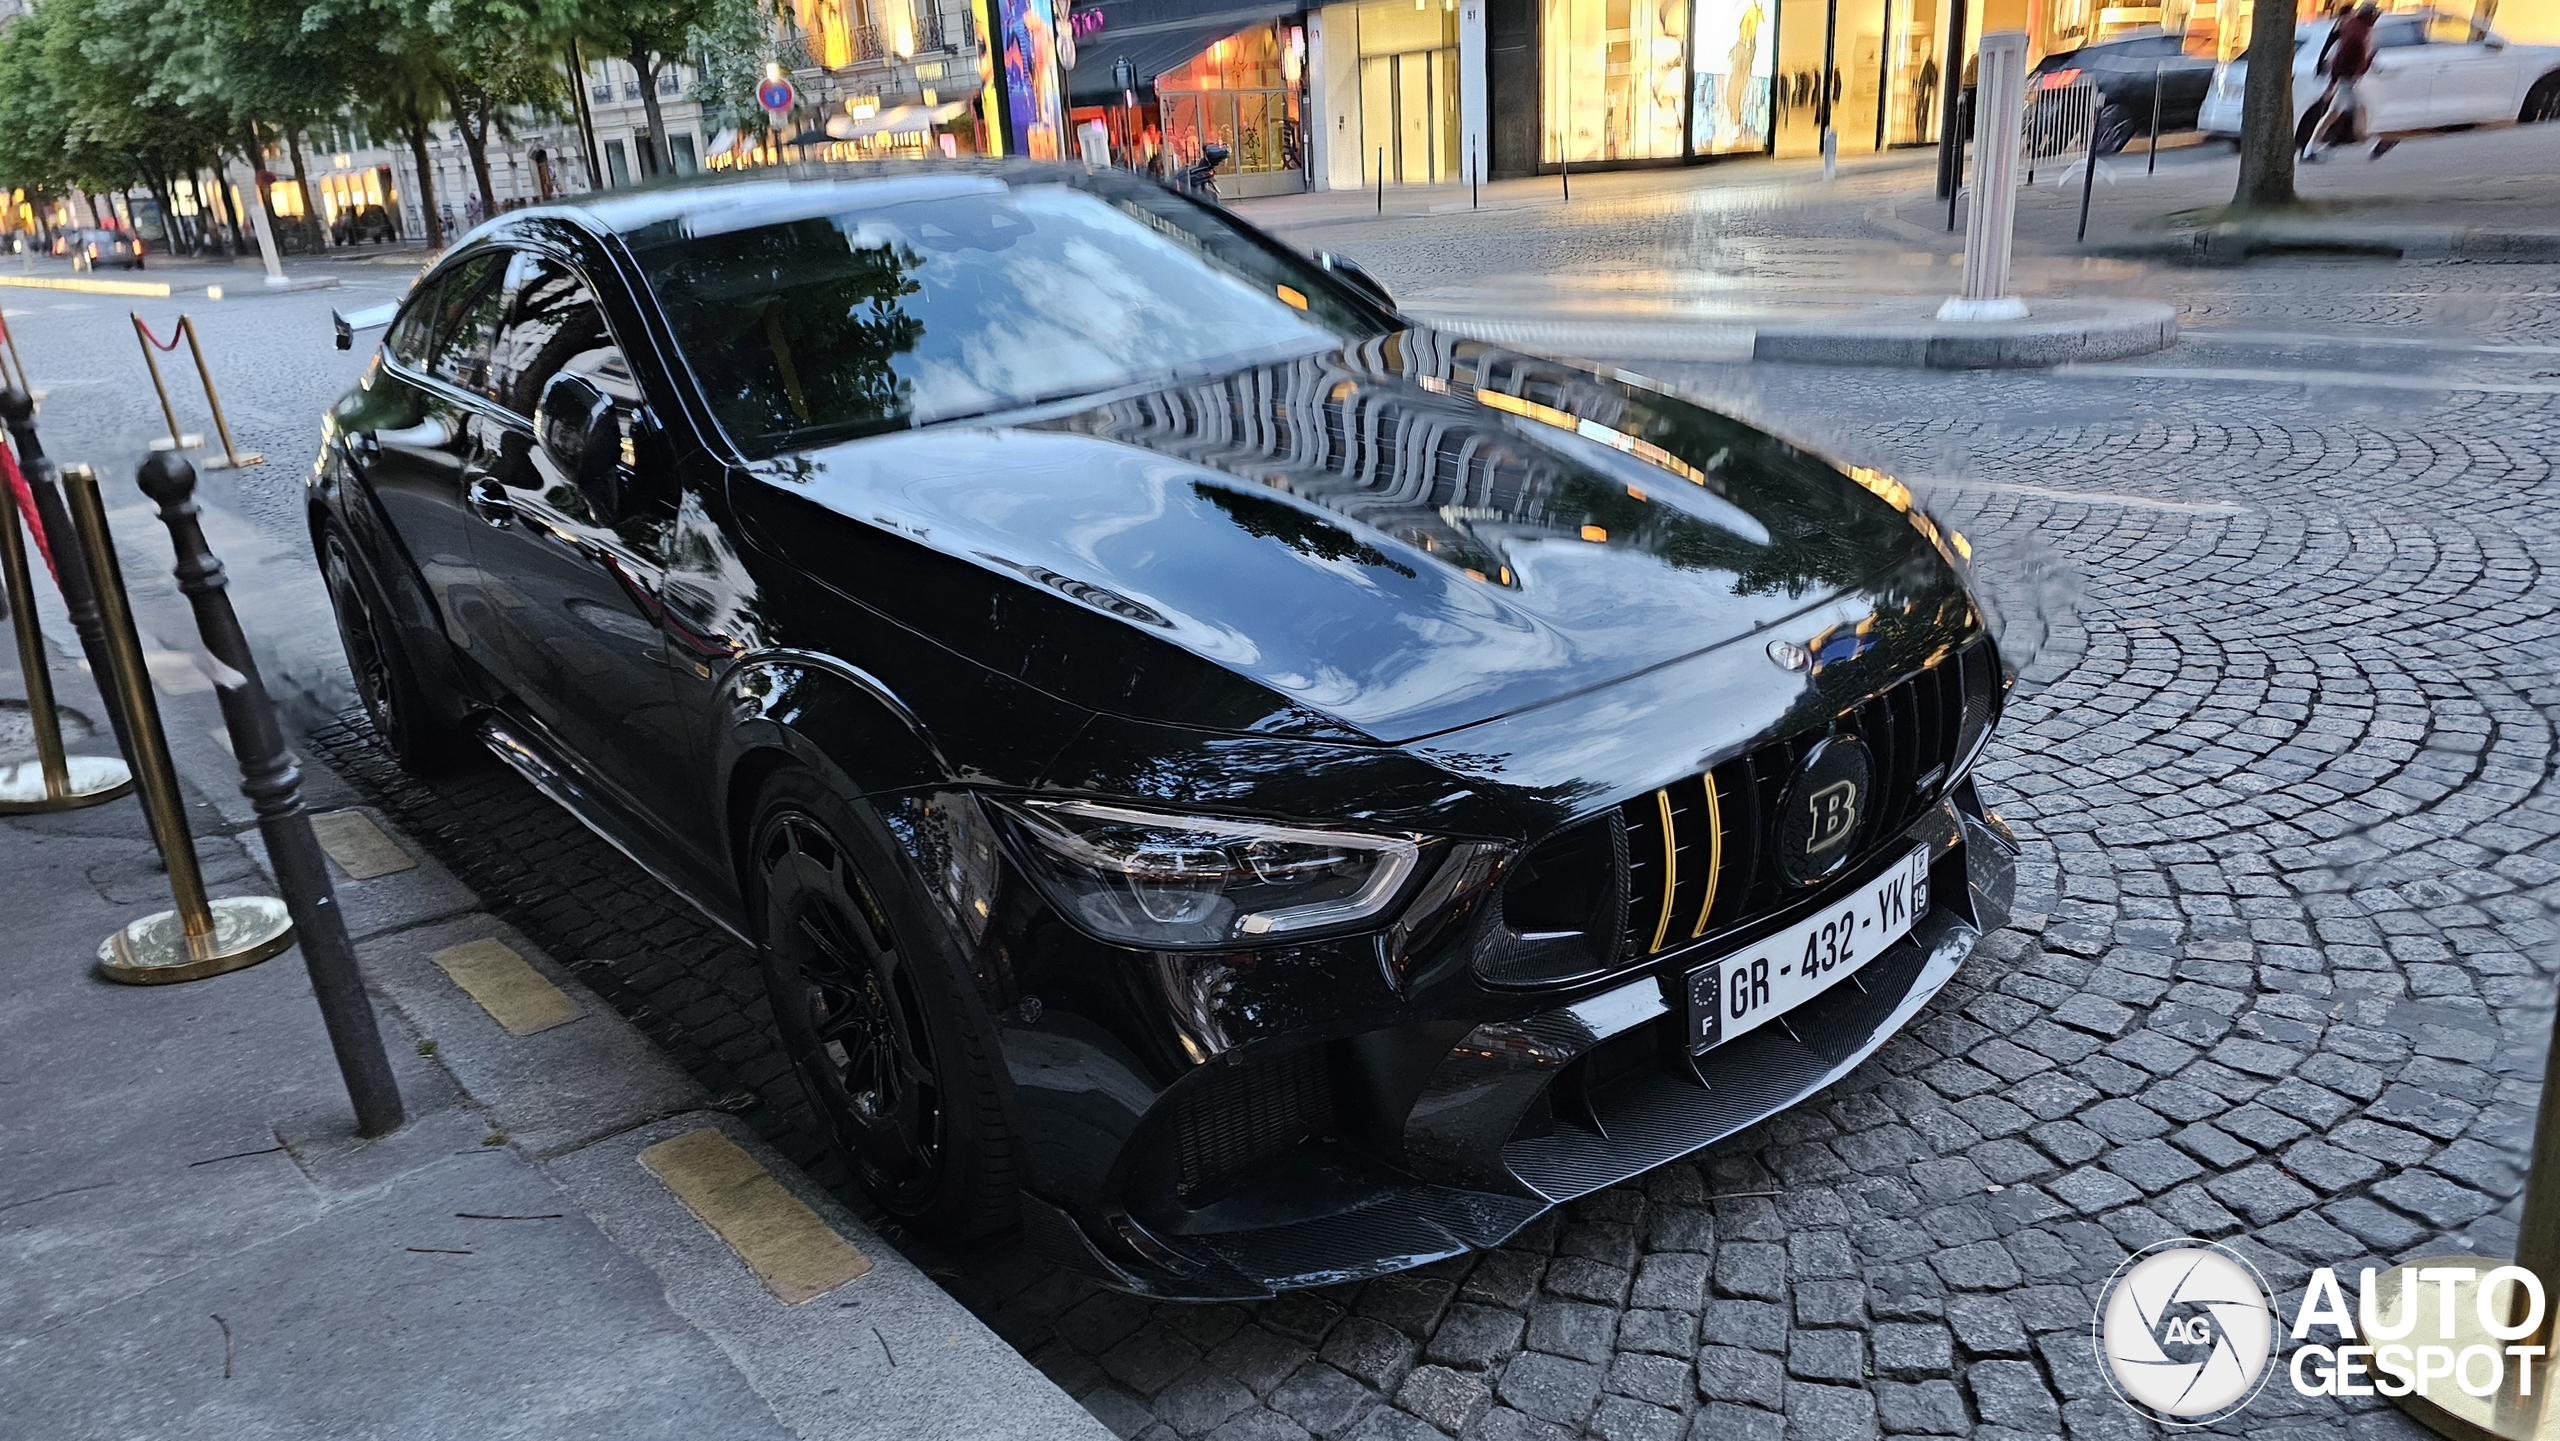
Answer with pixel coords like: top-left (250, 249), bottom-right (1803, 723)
top-left (2030, 30), bottom-right (2220, 154)
top-left (313, 163), bottom-right (2017, 1298)
top-left (57, 227), bottom-right (145, 270)
top-left (2200, 10), bottom-right (2560, 148)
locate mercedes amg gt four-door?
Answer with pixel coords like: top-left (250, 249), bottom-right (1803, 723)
top-left (313, 163), bottom-right (2018, 1298)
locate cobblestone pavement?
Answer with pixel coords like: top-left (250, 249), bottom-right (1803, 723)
top-left (283, 253), bottom-right (2560, 1441)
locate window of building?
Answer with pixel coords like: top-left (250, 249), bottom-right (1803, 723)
top-left (1692, 0), bottom-right (1775, 154)
top-left (604, 138), bottom-right (631, 188)
top-left (1354, 2), bottom-right (1460, 183)
top-left (1159, 25), bottom-right (1307, 177)
top-left (670, 134), bottom-right (700, 174)
top-left (1544, 0), bottom-right (1688, 163)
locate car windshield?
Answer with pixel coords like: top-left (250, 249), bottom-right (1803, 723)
top-left (629, 175), bottom-right (1383, 458)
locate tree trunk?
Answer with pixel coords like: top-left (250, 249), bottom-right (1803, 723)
top-left (207, 166), bottom-right (246, 254)
top-left (438, 77), bottom-right (500, 217)
top-left (240, 124), bottom-right (289, 255)
top-left (628, 39), bottom-right (667, 177)
top-left (286, 129), bottom-right (324, 249)
top-left (403, 108), bottom-right (444, 249)
top-left (2233, 2), bottom-right (2299, 210)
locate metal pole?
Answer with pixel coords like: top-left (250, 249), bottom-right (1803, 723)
top-left (59, 462), bottom-right (293, 984)
top-left (0, 450), bottom-right (72, 803)
top-left (130, 315), bottom-right (195, 455)
top-left (0, 389), bottom-right (140, 764)
top-left (1876, 0), bottom-right (1894, 154)
top-left (1935, 0), bottom-right (1971, 200)
top-left (1472, 143), bottom-right (1479, 209)
top-left (1819, 0), bottom-right (1840, 179)
top-left (136, 451), bottom-right (401, 1135)
top-left (567, 39), bottom-right (606, 193)
top-left (180, 318), bottom-right (262, 471)
top-left (2077, 107), bottom-right (2100, 242)
top-left (1939, 31), bottom-right (2028, 320)
top-left (1378, 149), bottom-right (1385, 212)
top-left (2149, 62), bottom-right (2163, 174)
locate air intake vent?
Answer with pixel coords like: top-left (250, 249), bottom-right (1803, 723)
top-left (1476, 814), bottom-right (1629, 987)
top-left (1174, 1049), bottom-right (1336, 1196)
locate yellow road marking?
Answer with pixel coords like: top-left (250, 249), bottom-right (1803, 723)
top-left (0, 275), bottom-right (171, 298)
top-left (311, 809), bottom-right (416, 879)
top-left (433, 938), bottom-right (580, 1036)
top-left (640, 1129), bottom-right (871, 1303)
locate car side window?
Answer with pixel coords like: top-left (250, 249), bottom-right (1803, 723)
top-left (2423, 14), bottom-right (2479, 43)
top-left (491, 254), bottom-right (627, 419)
top-left (426, 253), bottom-right (508, 397)
top-left (384, 279), bottom-right (443, 369)
top-left (2375, 18), bottom-right (2427, 47)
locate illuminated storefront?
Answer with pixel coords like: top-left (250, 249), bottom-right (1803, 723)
top-left (1543, 0), bottom-right (1689, 162)
top-left (1157, 25), bottom-right (1309, 184)
top-left (1356, 1), bottom-right (1462, 181)
top-left (973, 0), bottom-right (1066, 155)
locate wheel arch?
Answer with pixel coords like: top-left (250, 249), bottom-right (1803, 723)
top-left (310, 477), bottom-right (473, 734)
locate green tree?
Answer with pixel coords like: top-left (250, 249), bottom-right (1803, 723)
top-left (429, 2), bottom-right (573, 217)
top-left (689, 0), bottom-right (800, 152)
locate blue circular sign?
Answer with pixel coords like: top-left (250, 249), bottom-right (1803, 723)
top-left (758, 78), bottom-right (797, 114)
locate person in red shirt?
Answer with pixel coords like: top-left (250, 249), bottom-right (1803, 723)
top-left (2305, 2), bottom-right (2382, 161)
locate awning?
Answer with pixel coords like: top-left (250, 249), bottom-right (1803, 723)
top-left (825, 102), bottom-right (968, 140)
top-left (1066, 3), bottom-right (1297, 104)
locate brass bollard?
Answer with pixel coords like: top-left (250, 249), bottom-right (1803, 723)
top-left (129, 314), bottom-right (263, 470)
top-left (2, 387), bottom-right (143, 766)
top-left (0, 442), bottom-right (131, 812)
top-left (2383, 999), bottom-right (2560, 1439)
top-left (137, 451), bottom-right (400, 1134)
top-left (57, 462), bottom-right (292, 983)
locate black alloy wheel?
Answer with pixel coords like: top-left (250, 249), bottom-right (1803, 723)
top-left (320, 523), bottom-right (464, 773)
top-left (750, 771), bottom-right (1016, 1237)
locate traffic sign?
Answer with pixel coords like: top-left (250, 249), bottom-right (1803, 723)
top-left (758, 77), bottom-right (797, 115)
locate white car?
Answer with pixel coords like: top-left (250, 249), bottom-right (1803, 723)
top-left (2199, 10), bottom-right (2560, 146)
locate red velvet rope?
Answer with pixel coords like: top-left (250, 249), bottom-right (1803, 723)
top-left (133, 316), bottom-right (185, 352)
top-left (0, 436), bottom-right (56, 582)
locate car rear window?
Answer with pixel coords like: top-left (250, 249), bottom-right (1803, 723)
top-left (628, 176), bottom-right (1387, 458)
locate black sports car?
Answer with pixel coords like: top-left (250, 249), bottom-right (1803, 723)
top-left (313, 163), bottom-right (2016, 1299)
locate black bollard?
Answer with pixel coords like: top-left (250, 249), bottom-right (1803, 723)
top-left (135, 451), bottom-right (403, 1138)
top-left (0, 386), bottom-right (139, 763)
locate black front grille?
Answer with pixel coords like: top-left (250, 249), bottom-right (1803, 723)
top-left (1621, 640), bottom-right (1992, 961)
top-left (1173, 1049), bottom-right (1336, 1195)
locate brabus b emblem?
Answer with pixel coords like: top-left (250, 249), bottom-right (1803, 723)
top-left (1804, 781), bottom-right (1860, 853)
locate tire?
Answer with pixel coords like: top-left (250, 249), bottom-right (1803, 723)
top-left (2524, 75), bottom-right (2560, 125)
top-left (319, 520), bottom-right (470, 773)
top-left (2094, 104), bottom-right (2136, 156)
top-left (2295, 101), bottom-right (2330, 153)
top-left (748, 768), bottom-right (1018, 1239)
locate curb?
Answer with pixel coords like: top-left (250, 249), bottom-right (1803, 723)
top-left (2096, 223), bottom-right (2560, 266)
top-left (1752, 297), bottom-right (2180, 368)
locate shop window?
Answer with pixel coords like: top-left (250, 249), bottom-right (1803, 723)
top-left (1353, 2), bottom-right (1461, 182)
top-left (1543, 0), bottom-right (1689, 162)
top-left (604, 138), bottom-right (631, 188)
top-left (1159, 25), bottom-right (1307, 175)
top-left (1691, 0), bottom-right (1775, 154)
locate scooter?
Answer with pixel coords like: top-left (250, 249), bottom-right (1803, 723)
top-left (1182, 143), bottom-right (1231, 203)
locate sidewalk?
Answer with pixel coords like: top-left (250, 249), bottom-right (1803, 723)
top-left (0, 539), bottom-right (1103, 1437)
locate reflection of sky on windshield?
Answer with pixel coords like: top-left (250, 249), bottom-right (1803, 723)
top-left (838, 185), bottom-right (1331, 425)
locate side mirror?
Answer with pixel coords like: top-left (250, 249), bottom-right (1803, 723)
top-left (535, 371), bottom-right (624, 520)
top-left (1316, 252), bottom-right (1398, 316)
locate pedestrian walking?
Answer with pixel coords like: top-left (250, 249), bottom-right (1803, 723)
top-left (2304, 1), bottom-right (2390, 161)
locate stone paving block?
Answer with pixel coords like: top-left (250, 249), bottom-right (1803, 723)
top-left (1700, 1299), bottom-right (1787, 1352)
top-left (1605, 1352), bottom-right (1691, 1408)
top-left (1271, 1364), bottom-right (1371, 1438)
top-left (1693, 1402), bottom-right (1785, 1441)
top-left (1321, 1318), bottom-right (1418, 1392)
top-left (1391, 1365), bottom-right (1488, 1436)
top-left (1526, 1300), bottom-right (1618, 1365)
top-left (1944, 1295), bottom-right (2029, 1358)
top-left (1495, 1353), bottom-right (1602, 1427)
top-left (1785, 1383), bottom-right (1880, 1441)
top-left (1695, 1344), bottom-right (1787, 1409)
top-left (1874, 1379), bottom-right (1969, 1436)
top-left (1872, 1323), bottom-right (1953, 1380)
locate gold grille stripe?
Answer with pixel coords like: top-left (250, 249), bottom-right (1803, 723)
top-left (1647, 788), bottom-right (1677, 955)
top-left (1691, 773), bottom-right (1724, 939)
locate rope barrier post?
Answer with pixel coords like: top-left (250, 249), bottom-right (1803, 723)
top-left (128, 314), bottom-right (203, 457)
top-left (1, 388), bottom-right (142, 766)
top-left (59, 461), bottom-right (293, 985)
top-left (137, 451), bottom-right (401, 1135)
top-left (1377, 150), bottom-right (1384, 213)
top-left (0, 439), bottom-right (131, 813)
top-left (180, 317), bottom-right (263, 471)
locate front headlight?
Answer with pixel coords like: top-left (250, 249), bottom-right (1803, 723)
top-left (985, 797), bottom-right (1425, 949)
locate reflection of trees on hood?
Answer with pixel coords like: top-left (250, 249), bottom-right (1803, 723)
top-left (642, 219), bottom-right (926, 445)
top-left (1193, 483), bottom-right (1415, 577)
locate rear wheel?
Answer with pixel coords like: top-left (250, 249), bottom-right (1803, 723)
top-left (320, 521), bottom-right (468, 773)
top-left (749, 769), bottom-right (1017, 1238)
top-left (2094, 104), bottom-right (2136, 155)
top-left (2524, 75), bottom-right (2560, 124)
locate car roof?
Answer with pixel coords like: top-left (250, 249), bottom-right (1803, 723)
top-left (478, 159), bottom-right (1114, 244)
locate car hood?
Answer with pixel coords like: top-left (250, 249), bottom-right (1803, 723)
top-left (749, 330), bottom-right (1963, 746)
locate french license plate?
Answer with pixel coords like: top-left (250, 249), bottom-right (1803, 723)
top-left (1685, 847), bottom-right (1934, 1054)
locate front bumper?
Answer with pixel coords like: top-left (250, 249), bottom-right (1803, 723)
top-left (1019, 799), bottom-right (2017, 1299)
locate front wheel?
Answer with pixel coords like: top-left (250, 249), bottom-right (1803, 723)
top-left (320, 521), bottom-right (470, 773)
top-left (749, 770), bottom-right (1017, 1238)
top-left (2094, 104), bottom-right (2136, 156)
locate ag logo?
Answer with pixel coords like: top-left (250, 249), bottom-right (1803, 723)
top-left (1775, 735), bottom-right (1872, 885)
top-left (1804, 780), bottom-right (1859, 854)
top-left (2094, 1240), bottom-right (2277, 1427)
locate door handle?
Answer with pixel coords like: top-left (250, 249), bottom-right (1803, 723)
top-left (465, 473), bottom-right (516, 527)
